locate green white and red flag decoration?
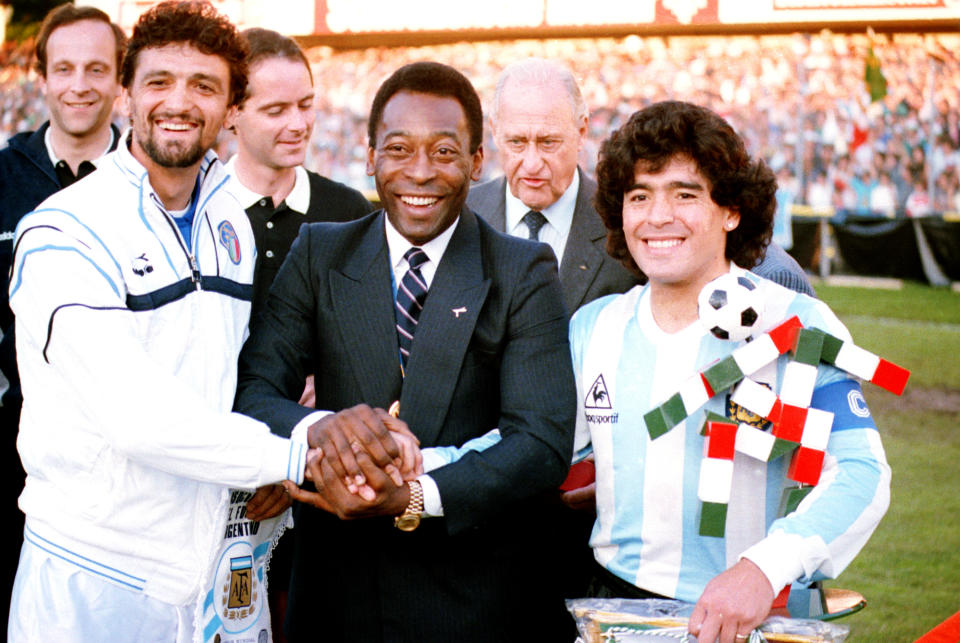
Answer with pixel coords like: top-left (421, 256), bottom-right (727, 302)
top-left (643, 308), bottom-right (909, 539)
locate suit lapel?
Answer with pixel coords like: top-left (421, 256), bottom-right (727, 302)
top-left (329, 212), bottom-right (403, 406)
top-left (400, 210), bottom-right (490, 447)
top-left (479, 178), bottom-right (507, 231)
top-left (559, 171), bottom-right (605, 313)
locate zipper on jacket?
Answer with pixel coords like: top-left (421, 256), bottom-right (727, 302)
top-left (150, 192), bottom-right (202, 290)
top-left (188, 253), bottom-right (201, 290)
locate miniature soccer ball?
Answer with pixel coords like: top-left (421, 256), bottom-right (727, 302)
top-left (697, 272), bottom-right (765, 341)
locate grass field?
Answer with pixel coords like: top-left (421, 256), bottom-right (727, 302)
top-left (814, 280), bottom-right (960, 642)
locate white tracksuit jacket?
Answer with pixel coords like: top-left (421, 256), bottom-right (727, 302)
top-left (9, 137), bottom-right (305, 607)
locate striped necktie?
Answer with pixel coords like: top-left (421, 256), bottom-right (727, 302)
top-left (395, 247), bottom-right (429, 368)
top-left (521, 210), bottom-right (548, 240)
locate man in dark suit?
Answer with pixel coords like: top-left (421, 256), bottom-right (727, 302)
top-left (466, 60), bottom-right (619, 639)
top-left (467, 58), bottom-right (637, 315)
top-left (234, 61), bottom-right (576, 642)
top-left (468, 58), bottom-right (814, 304)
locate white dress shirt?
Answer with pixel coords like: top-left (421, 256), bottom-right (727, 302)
top-left (504, 170), bottom-right (579, 263)
top-left (383, 212), bottom-right (457, 291)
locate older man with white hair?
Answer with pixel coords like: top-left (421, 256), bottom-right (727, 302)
top-left (468, 58), bottom-right (638, 314)
top-left (469, 58), bottom-right (814, 308)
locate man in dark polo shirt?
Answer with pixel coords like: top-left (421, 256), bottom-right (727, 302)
top-left (223, 28), bottom-right (372, 317)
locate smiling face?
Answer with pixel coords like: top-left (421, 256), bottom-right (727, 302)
top-left (493, 78), bottom-right (586, 211)
top-left (367, 91), bottom-right (482, 245)
top-left (42, 19), bottom-right (120, 141)
top-left (124, 43), bottom-right (231, 171)
top-left (622, 154), bottom-right (739, 297)
top-left (226, 57), bottom-right (315, 170)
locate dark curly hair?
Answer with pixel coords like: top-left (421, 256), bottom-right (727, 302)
top-left (120, 1), bottom-right (248, 107)
top-left (368, 62), bottom-right (483, 154)
top-left (595, 101), bottom-right (776, 280)
top-left (34, 4), bottom-right (126, 79)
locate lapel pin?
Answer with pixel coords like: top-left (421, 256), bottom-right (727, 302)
top-left (452, 306), bottom-right (467, 318)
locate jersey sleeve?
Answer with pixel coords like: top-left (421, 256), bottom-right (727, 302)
top-left (741, 377), bottom-right (890, 593)
top-left (421, 429), bottom-right (503, 472)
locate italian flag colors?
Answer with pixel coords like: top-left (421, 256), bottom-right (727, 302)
top-left (641, 316), bottom-right (910, 538)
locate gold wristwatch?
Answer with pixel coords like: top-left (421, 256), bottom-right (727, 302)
top-left (394, 479), bottom-right (423, 532)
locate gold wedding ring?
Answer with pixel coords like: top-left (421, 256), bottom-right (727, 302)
top-left (388, 400), bottom-right (400, 418)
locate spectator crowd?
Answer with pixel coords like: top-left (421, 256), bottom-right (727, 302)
top-left (4, 30), bottom-right (960, 214)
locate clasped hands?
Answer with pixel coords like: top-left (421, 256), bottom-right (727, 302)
top-left (280, 404), bottom-right (424, 519)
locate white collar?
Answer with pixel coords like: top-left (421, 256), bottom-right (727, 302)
top-left (504, 169), bottom-right (579, 235)
top-left (384, 211), bottom-right (459, 279)
top-left (113, 129), bottom-right (223, 212)
top-left (45, 124), bottom-right (116, 168)
top-left (223, 157), bottom-right (311, 213)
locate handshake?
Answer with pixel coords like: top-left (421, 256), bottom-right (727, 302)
top-left (284, 404), bottom-right (424, 520)
top-left (246, 401), bottom-right (580, 523)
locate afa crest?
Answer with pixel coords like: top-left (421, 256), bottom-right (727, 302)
top-left (227, 555), bottom-right (252, 609)
top-left (218, 221), bottom-right (241, 265)
top-left (210, 543), bottom-right (263, 635)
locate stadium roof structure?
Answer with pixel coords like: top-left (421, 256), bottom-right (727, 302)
top-left (87, 0), bottom-right (960, 46)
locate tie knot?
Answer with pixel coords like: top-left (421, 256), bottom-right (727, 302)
top-left (521, 210), bottom-right (547, 240)
top-left (404, 247), bottom-right (429, 270)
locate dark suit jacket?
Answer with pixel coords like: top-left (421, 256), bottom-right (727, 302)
top-left (235, 208), bottom-right (576, 642)
top-left (467, 170), bottom-right (640, 313)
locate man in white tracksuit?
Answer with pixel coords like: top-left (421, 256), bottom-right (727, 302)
top-left (6, 4), bottom-right (316, 640)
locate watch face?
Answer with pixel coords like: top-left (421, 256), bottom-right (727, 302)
top-left (395, 514), bottom-right (421, 532)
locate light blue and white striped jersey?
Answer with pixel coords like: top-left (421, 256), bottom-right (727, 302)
top-left (569, 268), bottom-right (890, 602)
